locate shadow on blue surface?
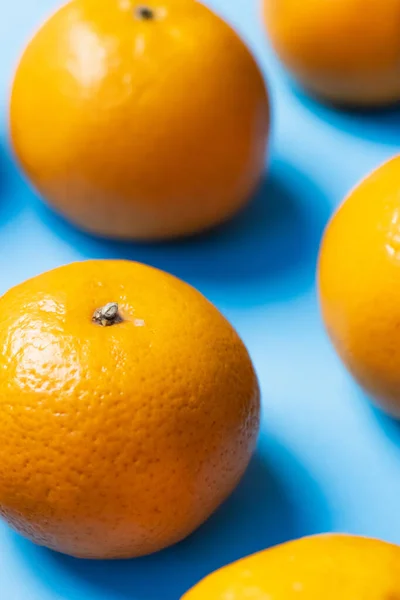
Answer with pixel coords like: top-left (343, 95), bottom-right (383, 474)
top-left (346, 383), bottom-right (400, 448)
top-left (368, 401), bottom-right (400, 444)
top-left (0, 134), bottom-right (28, 225)
top-left (292, 82), bottom-right (400, 148)
top-left (12, 440), bottom-right (330, 600)
top-left (32, 159), bottom-right (330, 305)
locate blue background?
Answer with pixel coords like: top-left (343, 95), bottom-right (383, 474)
top-left (1, 1), bottom-right (400, 598)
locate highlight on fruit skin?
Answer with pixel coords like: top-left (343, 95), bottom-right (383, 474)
top-left (319, 155), bottom-right (400, 417)
top-left (0, 259), bottom-right (260, 558)
top-left (181, 534), bottom-right (400, 599)
top-left (262, 0), bottom-right (400, 107)
top-left (10, 0), bottom-right (270, 241)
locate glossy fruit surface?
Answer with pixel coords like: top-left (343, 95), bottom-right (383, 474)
top-left (11, 0), bottom-right (269, 240)
top-left (0, 259), bottom-right (260, 558)
top-left (182, 534), bottom-right (400, 598)
top-left (263, 0), bottom-right (400, 107)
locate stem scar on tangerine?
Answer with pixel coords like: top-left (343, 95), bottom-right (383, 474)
top-left (92, 302), bottom-right (123, 327)
top-left (134, 6), bottom-right (155, 20)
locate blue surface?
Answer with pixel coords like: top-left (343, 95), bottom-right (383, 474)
top-left (1, 1), bottom-right (400, 598)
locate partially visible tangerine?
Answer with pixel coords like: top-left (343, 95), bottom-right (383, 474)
top-left (319, 155), bottom-right (400, 417)
top-left (263, 0), bottom-right (400, 107)
top-left (182, 534), bottom-right (400, 599)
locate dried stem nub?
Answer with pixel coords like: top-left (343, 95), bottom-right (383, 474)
top-left (92, 302), bottom-right (122, 327)
top-left (135, 6), bottom-right (154, 20)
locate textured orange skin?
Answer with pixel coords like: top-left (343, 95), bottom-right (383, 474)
top-left (182, 534), bottom-right (400, 599)
top-left (263, 0), bottom-right (400, 107)
top-left (319, 156), bottom-right (400, 417)
top-left (0, 260), bottom-right (260, 559)
top-left (10, 0), bottom-right (269, 241)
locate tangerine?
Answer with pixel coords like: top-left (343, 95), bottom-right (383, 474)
top-left (0, 260), bottom-right (260, 558)
top-left (11, 0), bottom-right (269, 239)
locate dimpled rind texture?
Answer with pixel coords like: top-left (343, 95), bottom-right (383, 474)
top-left (182, 534), bottom-right (400, 599)
top-left (0, 260), bottom-right (260, 558)
top-left (319, 155), bottom-right (400, 417)
top-left (10, 0), bottom-right (270, 240)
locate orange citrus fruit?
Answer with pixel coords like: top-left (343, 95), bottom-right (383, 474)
top-left (0, 260), bottom-right (260, 558)
top-left (10, 0), bottom-right (269, 240)
top-left (263, 0), bottom-right (400, 107)
top-left (182, 534), bottom-right (400, 599)
top-left (319, 155), bottom-right (400, 416)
